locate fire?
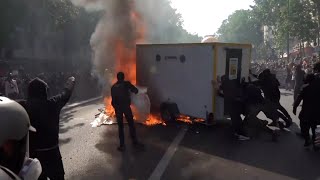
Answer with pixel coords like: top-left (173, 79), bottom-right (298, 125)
top-left (113, 39), bottom-right (137, 85)
top-left (176, 115), bottom-right (205, 124)
top-left (103, 97), bottom-right (166, 126)
top-left (111, 5), bottom-right (145, 85)
top-left (144, 114), bottom-right (166, 126)
top-left (104, 97), bottom-right (115, 118)
top-left (103, 3), bottom-right (147, 121)
top-left (176, 114), bottom-right (193, 124)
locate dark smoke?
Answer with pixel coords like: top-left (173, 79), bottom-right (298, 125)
top-left (71, 0), bottom-right (140, 89)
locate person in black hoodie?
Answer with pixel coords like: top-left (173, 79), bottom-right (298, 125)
top-left (242, 81), bottom-right (279, 141)
top-left (293, 64), bottom-right (305, 102)
top-left (111, 72), bottom-right (144, 151)
top-left (19, 76), bottom-right (75, 180)
top-left (250, 69), bottom-right (292, 128)
top-left (294, 62), bottom-right (320, 150)
top-left (293, 73), bottom-right (316, 147)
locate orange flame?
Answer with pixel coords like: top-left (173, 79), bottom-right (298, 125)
top-left (102, 4), bottom-right (167, 126)
top-left (104, 97), bottom-right (115, 118)
top-left (176, 114), bottom-right (193, 124)
top-left (103, 97), bottom-right (166, 126)
top-left (144, 114), bottom-right (166, 126)
top-left (176, 115), bottom-right (205, 124)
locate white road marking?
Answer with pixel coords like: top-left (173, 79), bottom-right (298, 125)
top-left (148, 126), bottom-right (188, 180)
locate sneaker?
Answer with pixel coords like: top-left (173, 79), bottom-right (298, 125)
top-left (117, 145), bottom-right (126, 152)
top-left (235, 133), bottom-right (250, 141)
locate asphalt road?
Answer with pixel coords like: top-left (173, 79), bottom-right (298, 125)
top-left (59, 90), bottom-right (320, 180)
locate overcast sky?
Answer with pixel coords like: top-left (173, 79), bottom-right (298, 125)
top-left (170, 0), bottom-right (254, 37)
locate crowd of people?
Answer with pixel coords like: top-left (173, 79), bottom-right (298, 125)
top-left (220, 59), bottom-right (320, 151)
top-left (0, 70), bottom-right (101, 102)
top-left (1, 57), bottom-right (320, 179)
top-left (0, 71), bottom-right (144, 180)
top-left (0, 75), bottom-right (76, 180)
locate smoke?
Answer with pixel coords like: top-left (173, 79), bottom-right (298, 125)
top-left (71, 0), bottom-right (143, 91)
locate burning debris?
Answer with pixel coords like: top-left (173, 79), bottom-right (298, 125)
top-left (71, 0), bottom-right (209, 128)
top-left (91, 87), bottom-right (166, 127)
top-left (176, 115), bottom-right (206, 125)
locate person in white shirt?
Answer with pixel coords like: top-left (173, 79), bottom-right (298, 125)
top-left (5, 73), bottom-right (19, 99)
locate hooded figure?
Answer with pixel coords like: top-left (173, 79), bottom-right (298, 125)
top-left (250, 69), bottom-right (292, 128)
top-left (19, 77), bottom-right (75, 180)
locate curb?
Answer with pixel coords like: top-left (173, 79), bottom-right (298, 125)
top-left (62, 96), bottom-right (102, 111)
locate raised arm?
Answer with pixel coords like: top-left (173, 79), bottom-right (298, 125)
top-left (50, 77), bottom-right (76, 110)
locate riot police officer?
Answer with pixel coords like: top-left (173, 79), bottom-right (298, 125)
top-left (0, 96), bottom-right (42, 180)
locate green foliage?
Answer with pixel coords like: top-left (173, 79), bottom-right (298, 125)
top-left (251, 0), bottom-right (317, 49)
top-left (217, 10), bottom-right (263, 46)
top-left (218, 0), bottom-right (320, 59)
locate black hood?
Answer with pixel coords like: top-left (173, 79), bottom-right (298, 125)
top-left (28, 78), bottom-right (48, 99)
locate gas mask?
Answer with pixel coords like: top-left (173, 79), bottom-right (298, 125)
top-left (18, 134), bottom-right (42, 180)
top-left (18, 158), bottom-right (42, 180)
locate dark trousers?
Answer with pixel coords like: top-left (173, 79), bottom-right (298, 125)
top-left (31, 147), bottom-right (65, 180)
top-left (229, 101), bottom-right (246, 135)
top-left (267, 100), bottom-right (292, 125)
top-left (245, 104), bottom-right (274, 134)
top-left (300, 119), bottom-right (317, 143)
top-left (115, 105), bottom-right (138, 146)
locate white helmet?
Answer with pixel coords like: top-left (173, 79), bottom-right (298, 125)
top-left (0, 97), bottom-right (35, 146)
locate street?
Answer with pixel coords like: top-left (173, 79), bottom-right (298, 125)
top-left (59, 90), bottom-right (320, 180)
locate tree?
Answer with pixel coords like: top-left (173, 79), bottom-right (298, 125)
top-left (252, 0), bottom-right (317, 51)
top-left (45, 0), bottom-right (81, 30)
top-left (0, 0), bottom-right (27, 48)
top-left (217, 9), bottom-right (263, 46)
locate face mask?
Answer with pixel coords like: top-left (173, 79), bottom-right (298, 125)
top-left (18, 158), bottom-right (42, 180)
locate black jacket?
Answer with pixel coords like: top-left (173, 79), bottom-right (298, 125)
top-left (243, 83), bottom-right (265, 105)
top-left (294, 74), bottom-right (320, 122)
top-left (111, 80), bottom-right (138, 108)
top-left (19, 78), bottom-right (72, 151)
top-left (252, 73), bottom-right (281, 102)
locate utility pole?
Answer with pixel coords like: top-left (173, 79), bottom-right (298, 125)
top-left (287, 0), bottom-right (290, 63)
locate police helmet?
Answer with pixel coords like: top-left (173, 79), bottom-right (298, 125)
top-left (0, 97), bottom-right (35, 146)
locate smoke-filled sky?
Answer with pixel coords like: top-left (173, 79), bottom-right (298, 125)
top-left (170, 0), bottom-right (254, 36)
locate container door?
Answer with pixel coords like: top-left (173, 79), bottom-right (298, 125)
top-left (224, 48), bottom-right (243, 115)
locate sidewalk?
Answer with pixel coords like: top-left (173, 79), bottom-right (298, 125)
top-left (62, 96), bottom-right (102, 111)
